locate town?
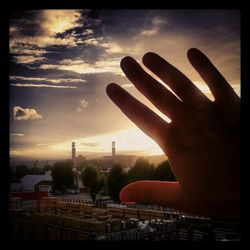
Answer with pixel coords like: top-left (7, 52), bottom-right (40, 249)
top-left (9, 142), bottom-right (241, 241)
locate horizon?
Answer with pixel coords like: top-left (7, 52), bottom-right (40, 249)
top-left (10, 151), bottom-right (167, 162)
top-left (10, 10), bottom-right (240, 160)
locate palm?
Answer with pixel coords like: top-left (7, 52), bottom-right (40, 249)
top-left (106, 48), bottom-right (240, 220)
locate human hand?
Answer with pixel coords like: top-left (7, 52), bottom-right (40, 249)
top-left (106, 48), bottom-right (240, 221)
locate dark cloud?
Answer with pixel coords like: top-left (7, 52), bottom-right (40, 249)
top-left (10, 10), bottom-right (43, 37)
top-left (87, 10), bottom-right (100, 20)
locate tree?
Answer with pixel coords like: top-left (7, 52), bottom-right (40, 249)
top-left (128, 158), bottom-right (154, 183)
top-left (14, 165), bottom-right (30, 181)
top-left (81, 165), bottom-right (103, 202)
top-left (107, 164), bottom-right (128, 202)
top-left (29, 167), bottom-right (44, 175)
top-left (43, 165), bottom-right (53, 172)
top-left (51, 160), bottom-right (74, 194)
top-left (9, 166), bottom-right (15, 183)
top-left (154, 160), bottom-right (176, 181)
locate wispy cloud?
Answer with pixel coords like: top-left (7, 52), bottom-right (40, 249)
top-left (77, 98), bottom-right (88, 112)
top-left (13, 55), bottom-right (47, 64)
top-left (80, 142), bottom-right (99, 147)
top-left (11, 46), bottom-right (47, 56)
top-left (11, 83), bottom-right (77, 89)
top-left (39, 58), bottom-right (122, 75)
top-left (10, 133), bottom-right (24, 137)
top-left (10, 76), bottom-right (86, 84)
top-left (83, 36), bottom-right (123, 54)
top-left (13, 106), bottom-right (42, 120)
top-left (141, 28), bottom-right (158, 36)
top-left (10, 34), bottom-right (79, 56)
top-left (100, 41), bottom-right (123, 54)
top-left (141, 17), bottom-right (168, 36)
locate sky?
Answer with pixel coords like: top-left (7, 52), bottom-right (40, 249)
top-left (9, 9), bottom-right (241, 160)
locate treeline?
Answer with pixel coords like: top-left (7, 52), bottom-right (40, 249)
top-left (51, 158), bottom-right (176, 203)
top-left (9, 164), bottom-right (53, 182)
top-left (10, 158), bottom-right (176, 203)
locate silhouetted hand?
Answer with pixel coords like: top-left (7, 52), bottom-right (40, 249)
top-left (106, 48), bottom-right (240, 221)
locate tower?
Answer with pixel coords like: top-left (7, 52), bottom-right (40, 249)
top-left (112, 141), bottom-right (115, 157)
top-left (72, 142), bottom-right (76, 169)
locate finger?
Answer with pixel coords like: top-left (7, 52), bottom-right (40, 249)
top-left (120, 181), bottom-right (240, 220)
top-left (187, 48), bottom-right (239, 104)
top-left (120, 56), bottom-right (186, 122)
top-left (106, 83), bottom-right (172, 149)
top-left (119, 180), bottom-right (183, 208)
top-left (142, 52), bottom-right (211, 109)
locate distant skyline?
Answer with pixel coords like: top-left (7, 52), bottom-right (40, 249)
top-left (10, 9), bottom-right (240, 160)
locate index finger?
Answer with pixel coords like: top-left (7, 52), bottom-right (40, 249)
top-left (106, 83), bottom-right (175, 154)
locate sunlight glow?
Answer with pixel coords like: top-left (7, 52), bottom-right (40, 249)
top-left (50, 126), bottom-right (164, 156)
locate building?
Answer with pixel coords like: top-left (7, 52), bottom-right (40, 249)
top-left (76, 154), bottom-right (86, 167)
top-left (103, 141), bottom-right (138, 168)
top-left (20, 174), bottom-right (52, 192)
top-left (70, 142), bottom-right (85, 191)
top-left (112, 141), bottom-right (115, 157)
top-left (72, 142), bottom-right (76, 169)
top-left (10, 181), bottom-right (22, 192)
top-left (34, 180), bottom-right (53, 193)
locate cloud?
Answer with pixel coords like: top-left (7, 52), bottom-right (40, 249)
top-left (100, 41), bottom-right (123, 54)
top-left (82, 29), bottom-right (94, 36)
top-left (10, 10), bottom-right (83, 64)
top-left (84, 37), bottom-right (100, 46)
top-left (80, 98), bottom-right (88, 108)
top-left (41, 10), bottom-right (82, 35)
top-left (152, 17), bottom-right (168, 26)
top-left (13, 106), bottom-right (43, 120)
top-left (39, 58), bottom-right (122, 75)
top-left (82, 35), bottom-right (123, 54)
top-left (141, 28), bottom-right (158, 36)
top-left (11, 83), bottom-right (77, 89)
top-left (10, 133), bottom-right (24, 137)
top-left (77, 98), bottom-right (88, 112)
top-left (80, 142), bottom-right (99, 147)
top-left (11, 34), bottom-right (79, 52)
top-left (11, 45), bottom-right (47, 56)
top-left (140, 17), bottom-right (168, 36)
top-left (13, 55), bottom-right (47, 64)
top-left (10, 75), bottom-right (86, 84)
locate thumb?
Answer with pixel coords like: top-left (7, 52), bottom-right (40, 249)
top-left (119, 180), bottom-right (183, 208)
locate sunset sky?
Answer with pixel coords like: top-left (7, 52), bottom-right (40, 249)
top-left (9, 9), bottom-right (240, 160)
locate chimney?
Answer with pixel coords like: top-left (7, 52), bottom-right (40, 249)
top-left (72, 142), bottom-right (76, 169)
top-left (112, 141), bottom-right (115, 157)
